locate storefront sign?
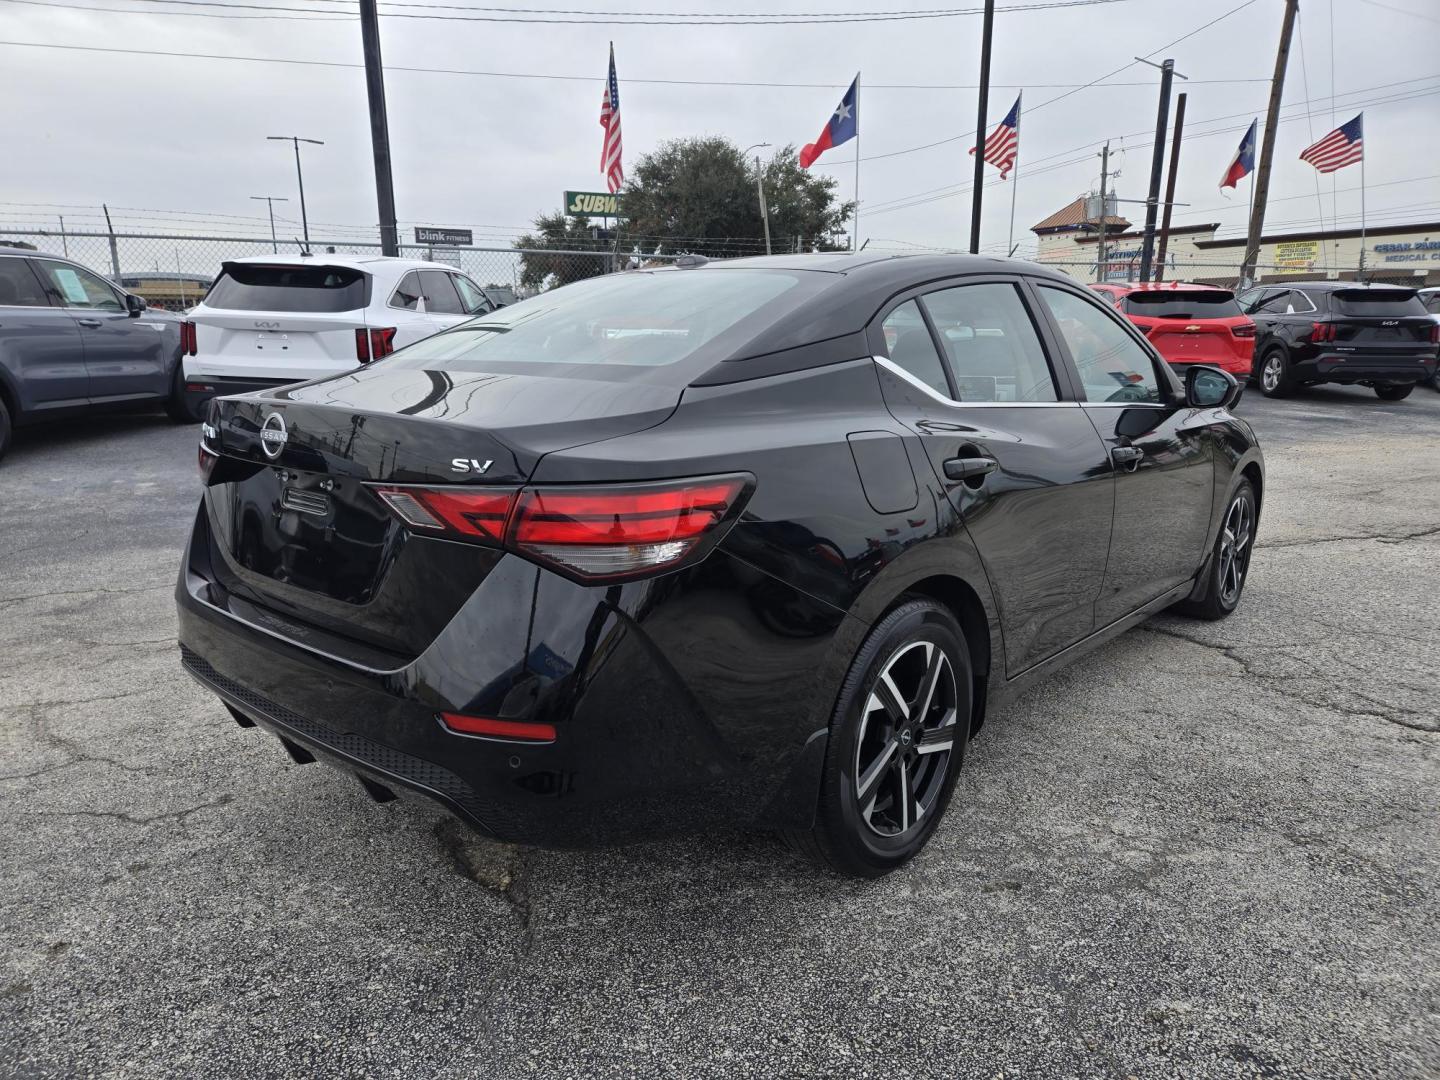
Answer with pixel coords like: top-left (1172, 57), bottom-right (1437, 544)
top-left (1273, 240), bottom-right (1319, 272)
top-left (565, 191), bottom-right (623, 216)
top-left (414, 227), bottom-right (473, 246)
top-left (1375, 239), bottom-right (1440, 263)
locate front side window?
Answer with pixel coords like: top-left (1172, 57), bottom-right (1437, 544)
top-left (37, 260), bottom-right (123, 311)
top-left (0, 259), bottom-right (51, 307)
top-left (391, 271), bottom-right (423, 311)
top-left (452, 274), bottom-right (492, 315)
top-left (880, 300), bottom-right (950, 397)
top-left (1037, 285), bottom-right (1162, 404)
top-left (922, 283), bottom-right (1057, 402)
top-left (419, 270), bottom-right (465, 315)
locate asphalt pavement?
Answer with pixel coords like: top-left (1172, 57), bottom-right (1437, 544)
top-left (2, 381), bottom-right (1437, 1079)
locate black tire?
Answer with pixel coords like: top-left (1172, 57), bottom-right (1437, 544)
top-left (163, 363), bottom-right (202, 423)
top-left (783, 598), bottom-right (971, 878)
top-left (1374, 383), bottom-right (1413, 401)
top-left (1255, 349), bottom-right (1295, 398)
top-left (1173, 479), bottom-right (1257, 621)
top-left (0, 394), bottom-right (11, 464)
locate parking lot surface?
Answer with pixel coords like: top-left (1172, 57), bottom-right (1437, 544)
top-left (2, 384), bottom-right (1437, 1079)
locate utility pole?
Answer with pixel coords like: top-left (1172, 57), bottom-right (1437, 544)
top-left (743, 143), bottom-right (774, 255)
top-left (268, 135), bottom-right (324, 249)
top-left (1096, 142), bottom-right (1110, 283)
top-left (1154, 92), bottom-right (1187, 282)
top-left (1240, 0), bottom-right (1299, 287)
top-left (359, 0), bottom-right (400, 257)
top-left (1136, 57), bottom-right (1185, 282)
top-left (968, 0), bottom-right (996, 254)
top-left (250, 195), bottom-right (289, 254)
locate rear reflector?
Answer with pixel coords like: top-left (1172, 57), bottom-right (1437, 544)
top-left (370, 475), bottom-right (752, 583)
top-left (439, 712), bottom-right (557, 742)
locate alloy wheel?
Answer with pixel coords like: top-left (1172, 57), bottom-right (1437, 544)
top-left (854, 640), bottom-right (958, 837)
top-left (1262, 354), bottom-right (1283, 393)
top-left (1217, 494), bottom-right (1254, 606)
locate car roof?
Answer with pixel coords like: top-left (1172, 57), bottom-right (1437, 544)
top-left (223, 254), bottom-right (466, 275)
top-left (1092, 280), bottom-right (1229, 293)
top-left (1285, 280), bottom-right (1416, 292)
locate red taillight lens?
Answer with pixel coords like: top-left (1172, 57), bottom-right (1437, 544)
top-left (180, 321), bottom-right (197, 356)
top-left (1430, 324), bottom-right (1439, 345)
top-left (1310, 322), bottom-right (1338, 343)
top-left (439, 712), bottom-right (556, 742)
top-left (357, 327), bottom-right (397, 363)
top-left (1232, 322), bottom-right (1256, 339)
top-left (371, 475), bottom-right (752, 582)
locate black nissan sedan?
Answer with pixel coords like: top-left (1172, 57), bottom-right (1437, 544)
top-left (176, 253), bottom-right (1263, 877)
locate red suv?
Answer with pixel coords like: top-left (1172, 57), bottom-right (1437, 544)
top-left (1089, 282), bottom-right (1255, 377)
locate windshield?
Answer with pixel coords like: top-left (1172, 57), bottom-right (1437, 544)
top-left (1332, 290), bottom-right (1425, 317)
top-left (1124, 291), bottom-right (1241, 318)
top-left (385, 269), bottom-right (808, 381)
top-left (205, 264), bottom-right (368, 313)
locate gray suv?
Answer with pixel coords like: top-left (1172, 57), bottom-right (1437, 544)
top-left (0, 250), bottom-right (192, 462)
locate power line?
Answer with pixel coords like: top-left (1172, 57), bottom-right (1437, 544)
top-left (12, 0), bottom-right (1139, 23)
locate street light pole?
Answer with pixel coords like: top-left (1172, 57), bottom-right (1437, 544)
top-left (358, 0), bottom-right (400, 257)
top-left (743, 142), bottom-right (773, 256)
top-left (267, 136), bottom-right (324, 249)
top-left (250, 195), bottom-right (289, 253)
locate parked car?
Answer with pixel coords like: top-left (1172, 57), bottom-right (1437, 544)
top-left (0, 250), bottom-right (187, 463)
top-left (178, 255), bottom-right (503, 421)
top-left (177, 253), bottom-right (1263, 878)
top-left (1419, 287), bottom-right (1440, 388)
top-left (1235, 281), bottom-right (1439, 399)
top-left (1089, 281), bottom-right (1255, 377)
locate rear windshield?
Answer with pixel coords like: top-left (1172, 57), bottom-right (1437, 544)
top-left (1123, 291), bottom-right (1241, 318)
top-left (205, 264), bottom-right (367, 313)
top-left (1331, 290), bottom-right (1426, 317)
top-left (385, 269), bottom-right (807, 381)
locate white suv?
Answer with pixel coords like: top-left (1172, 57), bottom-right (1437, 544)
top-left (178, 255), bottom-right (500, 419)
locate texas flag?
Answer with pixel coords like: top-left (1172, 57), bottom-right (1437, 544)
top-left (799, 75), bottom-right (859, 169)
top-left (1220, 119), bottom-right (1257, 191)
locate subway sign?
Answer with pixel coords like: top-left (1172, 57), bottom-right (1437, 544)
top-left (565, 191), bottom-right (623, 216)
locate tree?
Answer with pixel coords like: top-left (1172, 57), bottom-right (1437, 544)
top-left (514, 211), bottom-right (611, 291)
top-left (620, 137), bottom-right (852, 257)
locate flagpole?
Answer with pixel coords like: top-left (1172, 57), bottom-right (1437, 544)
top-left (1358, 114), bottom-right (1367, 281)
top-left (1007, 91), bottom-right (1021, 257)
top-left (853, 71), bottom-right (862, 251)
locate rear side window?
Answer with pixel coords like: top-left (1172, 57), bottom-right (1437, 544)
top-left (205, 264), bottom-right (367, 313)
top-left (391, 271), bottom-right (422, 311)
top-left (0, 258), bottom-right (50, 306)
top-left (881, 300), bottom-right (950, 397)
top-left (922, 283), bottom-right (1057, 402)
top-left (388, 269), bottom-right (804, 380)
top-left (1124, 291), bottom-right (1242, 318)
top-left (1331, 290), bottom-right (1426, 317)
top-left (419, 270), bottom-right (465, 315)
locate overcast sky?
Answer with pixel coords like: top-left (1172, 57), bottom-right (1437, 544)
top-left (2, 0), bottom-right (1437, 256)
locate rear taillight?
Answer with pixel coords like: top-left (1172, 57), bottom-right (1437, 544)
top-left (1232, 322), bottom-right (1256, 339)
top-left (357, 327), bottom-right (398, 363)
top-left (371, 475), bottom-right (753, 583)
top-left (1310, 321), bottom-right (1338, 343)
top-left (1430, 324), bottom-right (1439, 345)
top-left (180, 321), bottom-right (197, 356)
top-left (439, 712), bottom-right (557, 742)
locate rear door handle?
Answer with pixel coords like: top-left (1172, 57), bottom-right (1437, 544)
top-left (76, 318), bottom-right (102, 329)
top-left (943, 456), bottom-right (998, 482)
top-left (1111, 445), bottom-right (1145, 466)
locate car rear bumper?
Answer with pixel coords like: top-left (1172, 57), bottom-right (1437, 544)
top-left (1297, 350), bottom-right (1437, 384)
top-left (183, 374), bottom-right (305, 416)
top-left (1164, 354), bottom-right (1252, 376)
top-left (174, 505), bottom-right (840, 846)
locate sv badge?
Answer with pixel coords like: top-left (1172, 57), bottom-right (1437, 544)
top-left (451, 458), bottom-right (494, 474)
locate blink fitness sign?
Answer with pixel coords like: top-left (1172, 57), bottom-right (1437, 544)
top-left (1374, 239), bottom-right (1440, 263)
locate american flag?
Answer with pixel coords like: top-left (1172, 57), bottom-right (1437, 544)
top-left (1300, 113), bottom-right (1364, 174)
top-left (599, 44), bottom-right (623, 194)
top-left (969, 93), bottom-right (1021, 180)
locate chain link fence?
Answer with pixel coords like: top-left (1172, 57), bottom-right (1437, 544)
top-left (1031, 258), bottom-right (1423, 290)
top-left (0, 228), bottom-right (674, 311)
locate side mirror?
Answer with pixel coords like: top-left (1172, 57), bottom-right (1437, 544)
top-left (125, 293), bottom-right (147, 317)
top-left (1185, 365), bottom-right (1240, 410)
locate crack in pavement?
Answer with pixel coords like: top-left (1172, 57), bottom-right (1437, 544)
top-left (433, 817), bottom-right (535, 951)
top-left (32, 794), bottom-right (234, 827)
top-left (1138, 625), bottom-right (1439, 734)
top-left (1258, 523), bottom-right (1440, 550)
top-left (0, 583), bottom-right (172, 609)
